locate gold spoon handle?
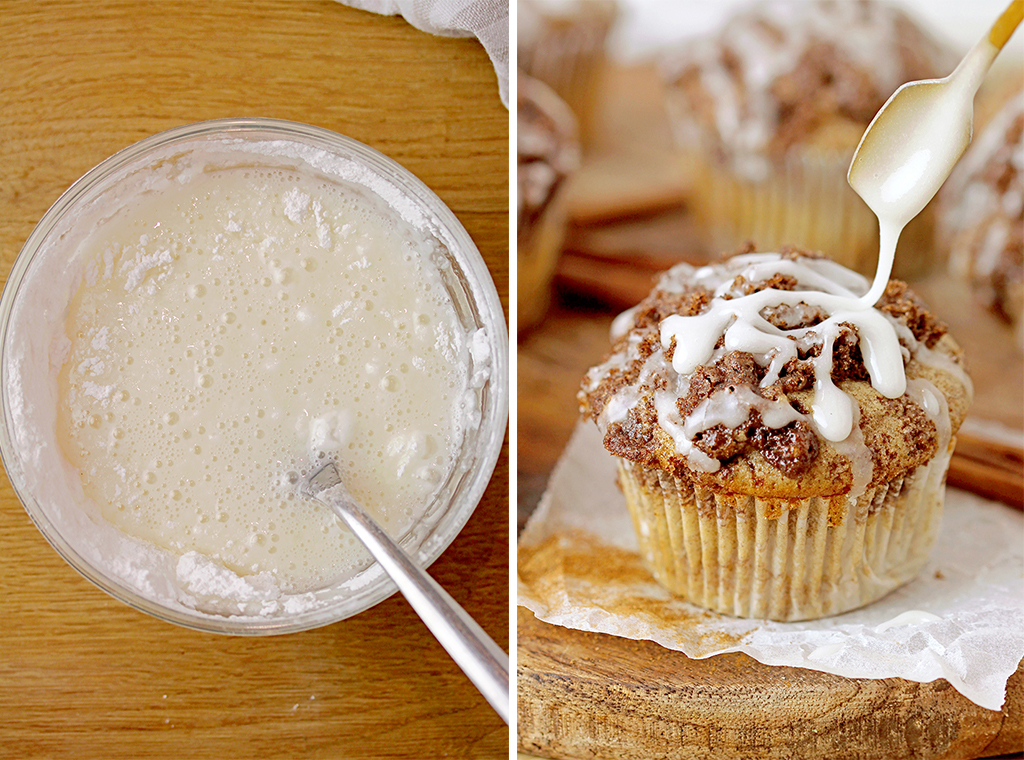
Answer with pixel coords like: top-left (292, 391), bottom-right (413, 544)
top-left (989, 0), bottom-right (1023, 51)
top-left (949, 0), bottom-right (1022, 98)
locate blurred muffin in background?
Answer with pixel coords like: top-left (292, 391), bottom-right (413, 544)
top-left (660, 0), bottom-right (957, 279)
top-left (518, 71), bottom-right (580, 335)
top-left (518, 0), bottom-right (617, 148)
top-left (940, 88), bottom-right (1024, 347)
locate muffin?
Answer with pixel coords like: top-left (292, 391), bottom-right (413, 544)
top-left (578, 247), bottom-right (971, 621)
top-left (518, 71), bottom-right (580, 334)
top-left (660, 0), bottom-right (957, 280)
top-left (518, 0), bottom-right (617, 148)
top-left (940, 88), bottom-right (1023, 344)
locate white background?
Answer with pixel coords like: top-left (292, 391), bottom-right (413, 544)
top-left (607, 0), bottom-right (1024, 75)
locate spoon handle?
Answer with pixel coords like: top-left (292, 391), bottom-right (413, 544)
top-left (990, 0), bottom-right (1023, 50)
top-left (952, 0), bottom-right (1023, 94)
top-left (322, 488), bottom-right (510, 724)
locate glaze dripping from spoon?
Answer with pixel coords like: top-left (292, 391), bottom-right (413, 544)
top-left (847, 0), bottom-right (1023, 307)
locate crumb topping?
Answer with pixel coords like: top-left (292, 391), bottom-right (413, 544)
top-left (579, 248), bottom-right (967, 492)
top-left (517, 72), bottom-right (579, 235)
top-left (941, 92), bottom-right (1023, 326)
top-left (660, 0), bottom-right (957, 179)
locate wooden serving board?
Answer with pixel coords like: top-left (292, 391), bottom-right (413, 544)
top-left (517, 608), bottom-right (1023, 760)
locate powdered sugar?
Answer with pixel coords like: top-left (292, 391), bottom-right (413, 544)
top-left (81, 381), bottom-right (116, 401)
top-left (283, 187), bottom-right (312, 223)
top-left (121, 248), bottom-right (173, 292)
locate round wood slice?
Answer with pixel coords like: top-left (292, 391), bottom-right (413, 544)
top-left (517, 608), bottom-right (1023, 760)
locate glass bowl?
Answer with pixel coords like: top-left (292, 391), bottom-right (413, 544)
top-left (0, 118), bottom-right (508, 635)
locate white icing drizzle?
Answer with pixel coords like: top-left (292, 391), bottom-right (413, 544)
top-left (684, 385), bottom-right (804, 438)
top-left (828, 401), bottom-right (873, 500)
top-left (906, 377), bottom-right (952, 457)
top-left (893, 319), bottom-right (975, 406)
top-left (660, 255), bottom-right (905, 442)
top-left (875, 609), bottom-right (942, 633)
top-left (850, 12), bottom-right (1013, 309)
top-left (651, 387), bottom-right (718, 473)
top-left (610, 304), bottom-right (641, 342)
top-left (588, 252), bottom-right (969, 494)
top-left (661, 0), bottom-right (956, 180)
top-left (943, 92), bottom-right (1023, 286)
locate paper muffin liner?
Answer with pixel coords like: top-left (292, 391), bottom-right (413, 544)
top-left (518, 0), bottom-right (616, 146)
top-left (617, 446), bottom-right (952, 621)
top-left (518, 187), bottom-right (569, 335)
top-left (680, 141), bottom-right (938, 282)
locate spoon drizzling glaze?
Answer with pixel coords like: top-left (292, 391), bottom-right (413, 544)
top-left (305, 462), bottom-right (510, 724)
top-left (848, 0), bottom-right (1023, 306)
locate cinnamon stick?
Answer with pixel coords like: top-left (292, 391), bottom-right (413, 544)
top-left (950, 431), bottom-right (1024, 510)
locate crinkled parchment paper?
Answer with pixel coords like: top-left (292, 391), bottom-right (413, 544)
top-left (518, 423), bottom-right (1024, 711)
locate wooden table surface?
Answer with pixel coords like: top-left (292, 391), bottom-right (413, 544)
top-left (0, 2), bottom-right (509, 758)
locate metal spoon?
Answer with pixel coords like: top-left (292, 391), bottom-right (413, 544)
top-left (305, 462), bottom-right (510, 724)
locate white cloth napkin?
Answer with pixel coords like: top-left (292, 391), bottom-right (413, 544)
top-left (336, 0), bottom-right (509, 106)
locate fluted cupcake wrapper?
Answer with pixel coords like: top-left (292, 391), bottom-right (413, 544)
top-left (679, 141), bottom-right (937, 282)
top-left (518, 187), bottom-right (569, 334)
top-left (519, 0), bottom-right (616, 144)
top-left (617, 450), bottom-right (950, 621)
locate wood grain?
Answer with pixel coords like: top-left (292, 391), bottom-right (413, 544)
top-left (518, 608), bottom-right (1023, 760)
top-left (0, 2), bottom-right (508, 758)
